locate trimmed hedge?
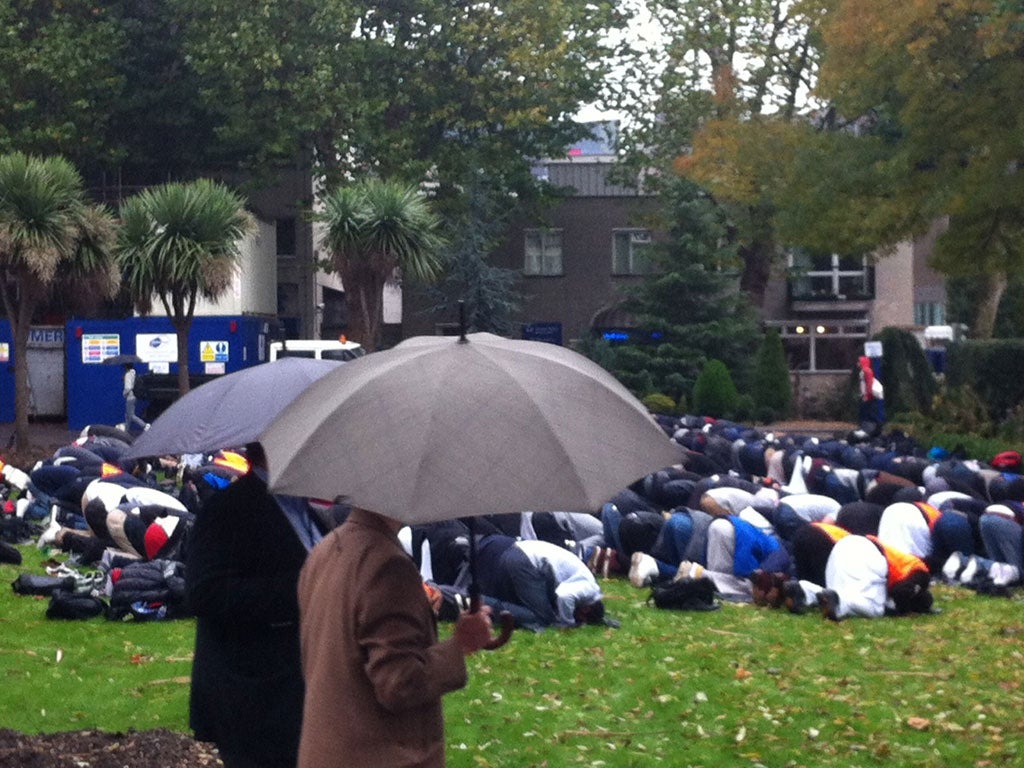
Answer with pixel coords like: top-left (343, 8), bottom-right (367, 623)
top-left (947, 339), bottom-right (1024, 420)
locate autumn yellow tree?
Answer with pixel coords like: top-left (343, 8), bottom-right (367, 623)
top-left (809, 0), bottom-right (1024, 339)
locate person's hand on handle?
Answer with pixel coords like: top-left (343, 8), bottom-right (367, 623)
top-left (454, 605), bottom-right (494, 655)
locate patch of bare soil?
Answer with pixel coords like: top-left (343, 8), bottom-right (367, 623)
top-left (0, 728), bottom-right (221, 768)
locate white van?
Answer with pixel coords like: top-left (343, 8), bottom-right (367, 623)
top-left (269, 338), bottom-right (366, 362)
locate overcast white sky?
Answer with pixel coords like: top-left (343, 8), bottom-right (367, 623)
top-left (575, 2), bottom-right (663, 124)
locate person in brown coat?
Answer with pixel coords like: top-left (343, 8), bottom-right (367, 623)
top-left (296, 507), bottom-right (493, 768)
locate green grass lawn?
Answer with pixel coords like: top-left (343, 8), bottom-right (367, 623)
top-left (3, 545), bottom-right (1023, 767)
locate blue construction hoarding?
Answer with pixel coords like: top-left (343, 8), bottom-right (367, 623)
top-left (0, 322), bottom-right (13, 423)
top-left (66, 316), bottom-right (270, 430)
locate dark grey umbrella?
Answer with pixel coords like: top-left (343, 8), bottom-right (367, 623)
top-left (124, 356), bottom-right (343, 459)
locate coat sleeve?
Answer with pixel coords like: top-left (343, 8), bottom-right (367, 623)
top-left (357, 553), bottom-right (468, 713)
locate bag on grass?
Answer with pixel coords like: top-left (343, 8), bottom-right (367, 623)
top-left (46, 588), bottom-right (108, 620)
top-left (647, 575), bottom-right (719, 611)
top-left (12, 573), bottom-right (74, 596)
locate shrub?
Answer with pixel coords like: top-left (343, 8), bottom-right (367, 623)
top-left (875, 326), bottom-right (938, 416)
top-left (674, 393), bottom-right (689, 415)
top-left (947, 338), bottom-right (1024, 421)
top-left (642, 393), bottom-right (677, 415)
top-left (731, 393), bottom-right (755, 423)
top-left (692, 359), bottom-right (739, 419)
top-left (929, 384), bottom-right (994, 436)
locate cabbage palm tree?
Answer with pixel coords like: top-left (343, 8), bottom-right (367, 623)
top-left (320, 179), bottom-right (445, 350)
top-left (0, 153), bottom-right (118, 450)
top-left (117, 179), bottom-right (255, 395)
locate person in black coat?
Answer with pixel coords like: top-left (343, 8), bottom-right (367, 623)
top-left (187, 443), bottom-right (324, 768)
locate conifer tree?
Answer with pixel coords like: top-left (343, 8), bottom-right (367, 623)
top-left (597, 178), bottom-right (760, 404)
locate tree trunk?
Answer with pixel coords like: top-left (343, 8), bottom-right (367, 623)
top-left (972, 270), bottom-right (1007, 340)
top-left (173, 317), bottom-right (192, 395)
top-left (11, 299), bottom-right (34, 451)
top-left (339, 267), bottom-right (386, 351)
top-left (341, 281), bottom-right (371, 350)
top-left (738, 238), bottom-right (774, 312)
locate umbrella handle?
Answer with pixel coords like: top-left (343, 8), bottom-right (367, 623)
top-left (469, 594), bottom-right (514, 650)
top-left (484, 611), bottom-right (515, 651)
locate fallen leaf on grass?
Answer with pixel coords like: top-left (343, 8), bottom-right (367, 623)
top-left (907, 717), bottom-right (930, 730)
top-left (735, 668), bottom-right (753, 680)
top-left (146, 676), bottom-right (192, 686)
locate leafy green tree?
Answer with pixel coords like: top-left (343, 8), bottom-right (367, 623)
top-left (0, 153), bottom-right (119, 449)
top-left (320, 179), bottom-right (445, 351)
top-left (0, 0), bottom-right (125, 170)
top-left (617, 0), bottom-right (822, 309)
top-left (597, 178), bottom-right (761, 403)
top-left (417, 175), bottom-right (521, 335)
top-left (180, 0), bottom-right (629, 189)
top-left (948, 274), bottom-right (1024, 339)
top-left (117, 179), bottom-right (255, 395)
top-left (102, 0), bottom-right (222, 179)
top-left (783, 0), bottom-right (1024, 339)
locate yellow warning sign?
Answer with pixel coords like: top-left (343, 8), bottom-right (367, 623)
top-left (200, 340), bottom-right (229, 363)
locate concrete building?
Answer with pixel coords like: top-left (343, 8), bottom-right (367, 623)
top-left (402, 124), bottom-right (948, 417)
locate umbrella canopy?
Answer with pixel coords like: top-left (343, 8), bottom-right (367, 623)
top-left (262, 332), bottom-right (680, 524)
top-left (124, 357), bottom-right (343, 459)
top-left (101, 354), bottom-right (143, 365)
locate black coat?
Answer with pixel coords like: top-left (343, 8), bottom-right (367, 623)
top-left (187, 471), bottom-right (312, 766)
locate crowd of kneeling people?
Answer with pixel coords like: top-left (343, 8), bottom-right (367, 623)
top-left (5, 414), bottom-right (1024, 628)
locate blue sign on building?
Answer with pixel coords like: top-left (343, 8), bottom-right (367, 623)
top-left (522, 322), bottom-right (563, 346)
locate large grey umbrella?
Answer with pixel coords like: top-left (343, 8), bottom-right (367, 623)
top-left (262, 332), bottom-right (680, 522)
top-left (124, 356), bottom-right (343, 459)
top-left (262, 332), bottom-right (679, 649)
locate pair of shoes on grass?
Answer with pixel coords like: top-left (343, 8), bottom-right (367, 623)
top-left (782, 580), bottom-right (841, 620)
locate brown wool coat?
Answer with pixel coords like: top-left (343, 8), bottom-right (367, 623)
top-left (297, 509), bottom-right (468, 768)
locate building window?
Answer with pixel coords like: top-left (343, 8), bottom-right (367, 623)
top-left (524, 229), bottom-right (563, 276)
top-left (276, 218), bottom-right (297, 257)
top-left (788, 251), bottom-right (873, 300)
top-left (914, 302), bottom-right (946, 326)
top-left (767, 320), bottom-right (868, 372)
top-left (612, 229), bottom-right (654, 275)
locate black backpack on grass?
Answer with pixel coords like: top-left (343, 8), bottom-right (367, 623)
top-left (12, 573), bottom-right (74, 596)
top-left (647, 575), bottom-right (720, 611)
top-left (46, 588), bottom-right (108, 620)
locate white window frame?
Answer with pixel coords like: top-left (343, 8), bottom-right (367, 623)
top-left (788, 252), bottom-right (871, 299)
top-left (612, 229), bottom-right (653, 276)
top-left (523, 228), bottom-right (563, 276)
top-left (766, 319), bottom-right (869, 373)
